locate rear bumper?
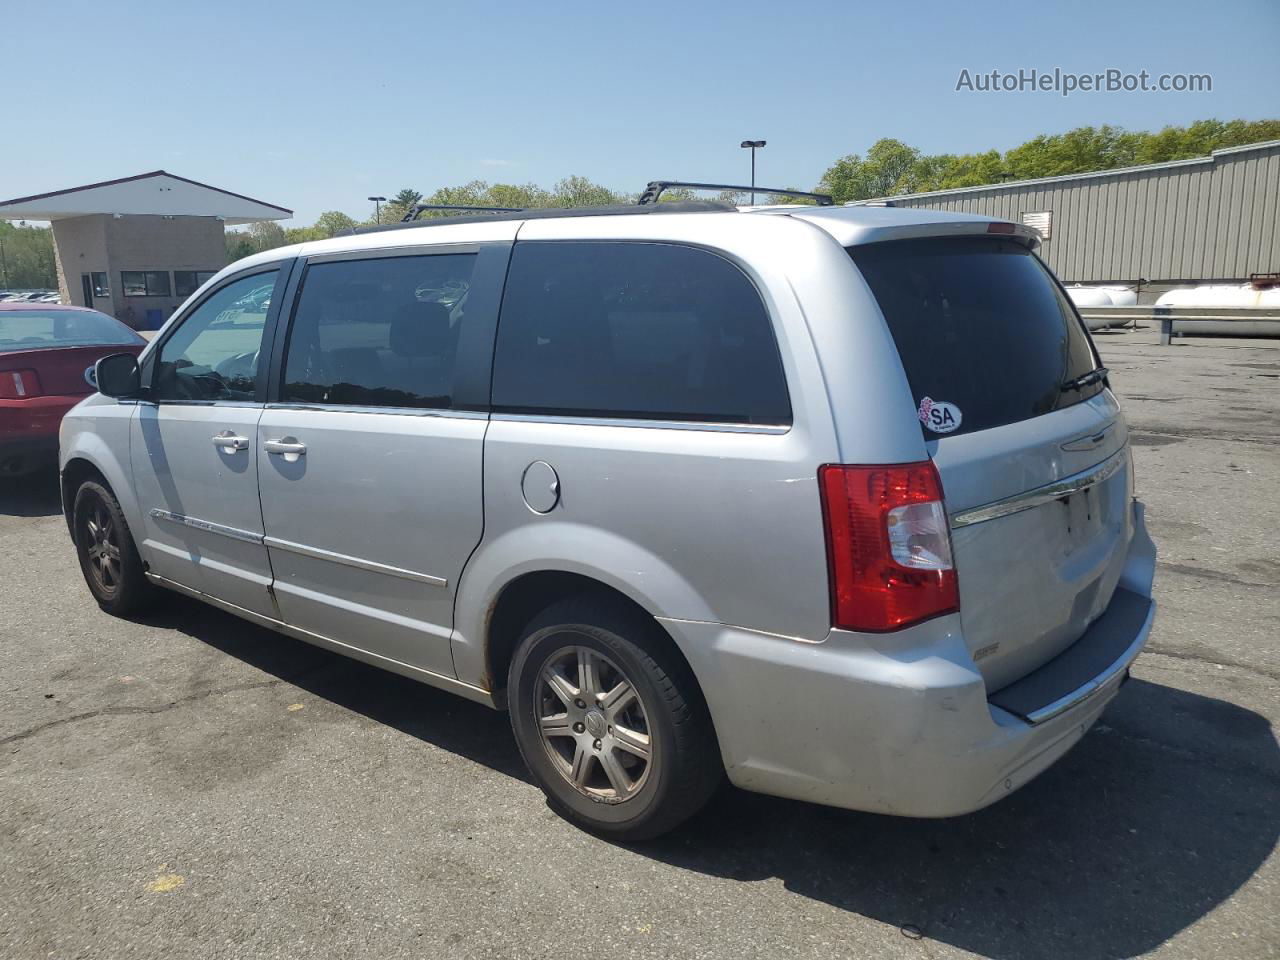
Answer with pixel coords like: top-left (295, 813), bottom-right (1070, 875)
top-left (0, 396), bottom-right (80, 473)
top-left (664, 499), bottom-right (1157, 818)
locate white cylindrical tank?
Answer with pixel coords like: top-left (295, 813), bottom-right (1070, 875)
top-left (1065, 285), bottom-right (1115, 307)
top-left (1155, 284), bottom-right (1280, 307)
top-left (1098, 285), bottom-right (1137, 306)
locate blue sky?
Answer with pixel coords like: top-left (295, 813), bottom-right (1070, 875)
top-left (4, 0), bottom-right (1278, 224)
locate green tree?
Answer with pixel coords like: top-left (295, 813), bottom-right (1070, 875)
top-left (284, 226), bottom-right (326, 244)
top-left (248, 220), bottom-right (287, 249)
top-left (415, 180), bottom-right (489, 217)
top-left (392, 187), bottom-right (422, 208)
top-left (818, 118), bottom-right (1278, 199)
top-left (225, 230), bottom-right (256, 262)
top-left (763, 187), bottom-right (824, 205)
top-left (1135, 118), bottom-right (1280, 164)
top-left (0, 221), bottom-right (57, 289)
top-left (550, 175), bottom-right (628, 207)
top-left (385, 187), bottom-right (424, 222)
top-left (1004, 124), bottom-right (1140, 179)
top-left (819, 139), bottom-right (923, 202)
top-left (485, 182), bottom-right (553, 209)
top-left (224, 220), bottom-right (289, 259)
top-left (314, 210), bottom-right (357, 237)
top-left (925, 150), bottom-right (1006, 190)
top-left (407, 177), bottom-right (625, 218)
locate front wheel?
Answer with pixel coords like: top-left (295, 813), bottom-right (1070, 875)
top-left (72, 480), bottom-right (155, 616)
top-left (507, 596), bottom-right (722, 841)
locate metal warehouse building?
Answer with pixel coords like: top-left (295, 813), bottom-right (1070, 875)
top-left (863, 140), bottom-right (1280, 296)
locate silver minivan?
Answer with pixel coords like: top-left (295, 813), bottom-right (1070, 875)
top-left (61, 197), bottom-right (1156, 840)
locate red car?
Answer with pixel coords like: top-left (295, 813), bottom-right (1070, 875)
top-left (0, 303), bottom-right (146, 476)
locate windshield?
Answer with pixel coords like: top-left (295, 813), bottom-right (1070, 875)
top-left (849, 237), bottom-right (1103, 438)
top-left (0, 309), bottom-right (142, 352)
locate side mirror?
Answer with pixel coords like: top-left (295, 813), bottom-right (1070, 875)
top-left (94, 353), bottom-right (142, 398)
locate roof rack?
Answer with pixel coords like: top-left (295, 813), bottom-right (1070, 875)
top-left (637, 181), bottom-right (834, 206)
top-left (350, 200), bottom-right (735, 236)
top-left (401, 203), bottom-right (523, 222)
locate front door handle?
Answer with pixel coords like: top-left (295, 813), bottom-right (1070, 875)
top-left (212, 431), bottom-right (249, 452)
top-left (263, 437), bottom-right (307, 462)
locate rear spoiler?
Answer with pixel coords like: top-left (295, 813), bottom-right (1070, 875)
top-left (775, 207), bottom-right (1042, 251)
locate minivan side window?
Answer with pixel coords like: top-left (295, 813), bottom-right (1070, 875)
top-left (491, 242), bottom-right (791, 424)
top-left (154, 270), bottom-right (278, 402)
top-left (281, 253), bottom-right (477, 410)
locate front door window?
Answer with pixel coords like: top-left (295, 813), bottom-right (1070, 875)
top-left (154, 271), bottom-right (277, 402)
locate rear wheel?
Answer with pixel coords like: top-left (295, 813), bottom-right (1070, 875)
top-left (508, 596), bottom-right (722, 841)
top-left (72, 480), bottom-right (155, 616)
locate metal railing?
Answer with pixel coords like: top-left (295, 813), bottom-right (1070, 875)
top-left (1076, 305), bottom-right (1280, 344)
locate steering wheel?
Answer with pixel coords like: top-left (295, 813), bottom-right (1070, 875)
top-left (214, 349), bottom-right (260, 380)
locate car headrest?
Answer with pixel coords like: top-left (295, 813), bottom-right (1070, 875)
top-left (389, 301), bottom-right (452, 358)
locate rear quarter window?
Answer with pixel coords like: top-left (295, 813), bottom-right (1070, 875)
top-left (849, 237), bottom-right (1102, 438)
top-left (491, 241), bottom-right (790, 425)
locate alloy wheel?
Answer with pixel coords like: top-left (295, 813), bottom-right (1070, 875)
top-left (535, 645), bottom-right (653, 803)
top-left (83, 499), bottom-right (122, 593)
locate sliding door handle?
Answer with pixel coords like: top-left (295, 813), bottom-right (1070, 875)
top-left (212, 431), bottom-right (249, 452)
top-left (263, 437), bottom-right (306, 462)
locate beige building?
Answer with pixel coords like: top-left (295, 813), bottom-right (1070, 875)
top-left (0, 171), bottom-right (290, 328)
top-left (859, 140), bottom-right (1280, 294)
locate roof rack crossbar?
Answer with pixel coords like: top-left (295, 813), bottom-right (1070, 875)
top-left (401, 203), bottom-right (524, 222)
top-left (637, 180), bottom-right (834, 206)
top-left (350, 200), bottom-right (736, 236)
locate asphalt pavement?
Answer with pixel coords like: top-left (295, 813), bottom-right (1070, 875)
top-left (1, 327), bottom-right (1277, 960)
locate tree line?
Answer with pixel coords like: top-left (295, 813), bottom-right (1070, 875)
top-left (2, 117), bottom-right (1274, 290)
top-left (816, 118), bottom-right (1280, 203)
top-left (227, 117), bottom-right (1280, 257)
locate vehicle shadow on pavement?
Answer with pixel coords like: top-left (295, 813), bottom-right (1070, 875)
top-left (144, 596), bottom-right (1277, 960)
top-left (0, 468), bottom-right (62, 518)
top-left (136, 594), bottom-right (530, 783)
top-left (642, 677), bottom-right (1279, 960)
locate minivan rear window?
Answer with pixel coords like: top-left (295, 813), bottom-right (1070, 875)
top-left (849, 237), bottom-right (1102, 438)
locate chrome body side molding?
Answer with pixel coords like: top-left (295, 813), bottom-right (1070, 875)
top-left (147, 510), bottom-right (448, 588)
top-left (262, 536), bottom-right (448, 588)
top-left (149, 508), bottom-right (262, 545)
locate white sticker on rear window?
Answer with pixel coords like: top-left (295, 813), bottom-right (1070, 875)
top-left (918, 397), bottom-right (962, 434)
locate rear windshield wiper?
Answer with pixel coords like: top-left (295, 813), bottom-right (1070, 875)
top-left (1061, 366), bottom-right (1109, 393)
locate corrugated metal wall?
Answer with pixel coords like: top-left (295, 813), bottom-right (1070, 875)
top-left (878, 143), bottom-right (1280, 283)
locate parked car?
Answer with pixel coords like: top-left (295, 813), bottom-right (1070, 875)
top-left (1, 304), bottom-right (145, 476)
top-left (60, 201), bottom-right (1156, 840)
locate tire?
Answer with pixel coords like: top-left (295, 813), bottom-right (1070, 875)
top-left (507, 595), bottom-right (722, 841)
top-left (72, 480), bottom-right (155, 616)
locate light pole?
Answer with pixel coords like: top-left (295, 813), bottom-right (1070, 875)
top-left (368, 195), bottom-right (387, 222)
top-left (740, 140), bottom-right (766, 204)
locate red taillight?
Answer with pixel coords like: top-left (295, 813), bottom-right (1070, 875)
top-left (818, 461), bottom-right (959, 632)
top-left (0, 369), bottom-right (42, 399)
top-left (987, 221), bottom-right (1017, 234)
